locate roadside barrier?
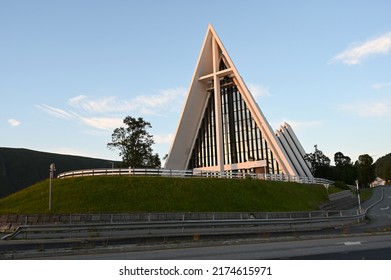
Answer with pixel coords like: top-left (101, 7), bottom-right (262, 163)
top-left (1, 209), bottom-right (363, 240)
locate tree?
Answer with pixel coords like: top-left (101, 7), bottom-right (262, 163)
top-left (375, 153), bottom-right (391, 183)
top-left (107, 116), bottom-right (161, 168)
top-left (333, 151), bottom-right (356, 185)
top-left (355, 154), bottom-right (376, 188)
top-left (304, 145), bottom-right (331, 177)
top-left (334, 152), bottom-right (351, 167)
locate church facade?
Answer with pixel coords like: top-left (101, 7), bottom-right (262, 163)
top-left (165, 25), bottom-right (312, 178)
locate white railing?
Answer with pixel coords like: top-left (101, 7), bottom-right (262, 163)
top-left (57, 168), bottom-right (333, 185)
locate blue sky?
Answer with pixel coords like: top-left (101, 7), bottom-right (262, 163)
top-left (1, 0), bottom-right (391, 166)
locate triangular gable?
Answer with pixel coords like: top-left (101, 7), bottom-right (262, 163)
top-left (165, 25), bottom-right (298, 176)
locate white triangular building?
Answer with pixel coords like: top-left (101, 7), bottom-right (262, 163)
top-left (165, 25), bottom-right (312, 177)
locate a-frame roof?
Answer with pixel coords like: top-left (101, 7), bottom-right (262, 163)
top-left (165, 25), bottom-right (297, 176)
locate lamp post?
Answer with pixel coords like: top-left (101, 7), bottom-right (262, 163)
top-left (323, 183), bottom-right (330, 195)
top-left (49, 163), bottom-right (56, 211)
top-left (355, 180), bottom-right (362, 213)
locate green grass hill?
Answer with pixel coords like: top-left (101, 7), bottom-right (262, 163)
top-left (0, 176), bottom-right (332, 214)
top-left (0, 147), bottom-right (119, 198)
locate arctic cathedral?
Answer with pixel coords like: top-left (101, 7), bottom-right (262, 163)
top-left (164, 25), bottom-right (312, 178)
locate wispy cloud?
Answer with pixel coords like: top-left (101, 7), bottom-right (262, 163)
top-left (7, 118), bottom-right (21, 127)
top-left (337, 100), bottom-right (390, 117)
top-left (330, 32), bottom-right (391, 65)
top-left (36, 104), bottom-right (76, 120)
top-left (248, 83), bottom-right (271, 98)
top-left (134, 88), bottom-right (186, 110)
top-left (68, 95), bottom-right (133, 113)
top-left (67, 87), bottom-right (186, 115)
top-left (79, 117), bottom-right (123, 131)
top-left (154, 133), bottom-right (174, 144)
top-left (36, 104), bottom-right (120, 131)
top-left (37, 87), bottom-right (187, 132)
top-left (372, 82), bottom-right (391, 90)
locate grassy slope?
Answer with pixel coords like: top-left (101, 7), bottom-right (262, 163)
top-left (0, 176), bottom-right (331, 214)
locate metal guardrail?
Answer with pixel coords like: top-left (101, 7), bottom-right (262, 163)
top-left (2, 210), bottom-right (364, 240)
top-left (57, 168), bottom-right (334, 185)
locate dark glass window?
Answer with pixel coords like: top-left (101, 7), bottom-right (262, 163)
top-left (187, 77), bottom-right (282, 174)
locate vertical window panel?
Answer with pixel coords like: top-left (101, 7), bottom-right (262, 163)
top-left (188, 80), bottom-right (283, 174)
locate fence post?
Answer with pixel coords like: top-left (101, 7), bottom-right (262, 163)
top-left (110, 214), bottom-right (113, 237)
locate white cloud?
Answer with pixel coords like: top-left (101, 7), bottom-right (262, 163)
top-left (69, 95), bottom-right (134, 113)
top-left (80, 117), bottom-right (123, 131)
top-left (338, 100), bottom-right (390, 117)
top-left (331, 32), bottom-right (391, 65)
top-left (36, 104), bottom-right (76, 120)
top-left (37, 104), bottom-right (123, 131)
top-left (66, 87), bottom-right (186, 115)
top-left (68, 95), bottom-right (87, 107)
top-left (372, 82), bottom-right (391, 90)
top-left (37, 87), bottom-right (187, 132)
top-left (8, 118), bottom-right (21, 127)
top-left (154, 133), bottom-right (174, 144)
top-left (248, 83), bottom-right (271, 98)
top-left (133, 87), bottom-right (187, 114)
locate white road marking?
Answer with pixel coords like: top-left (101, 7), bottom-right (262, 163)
top-left (343, 241), bottom-right (362, 246)
top-left (380, 206), bottom-right (389, 210)
top-left (337, 241), bottom-right (363, 246)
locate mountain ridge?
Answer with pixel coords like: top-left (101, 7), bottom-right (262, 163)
top-left (0, 147), bottom-right (119, 198)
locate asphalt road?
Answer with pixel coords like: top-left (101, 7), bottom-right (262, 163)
top-left (363, 185), bottom-right (391, 229)
top-left (38, 232), bottom-right (391, 260)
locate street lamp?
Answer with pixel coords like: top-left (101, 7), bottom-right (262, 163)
top-left (49, 163), bottom-right (56, 211)
top-left (355, 180), bottom-right (362, 213)
top-left (323, 183), bottom-right (330, 195)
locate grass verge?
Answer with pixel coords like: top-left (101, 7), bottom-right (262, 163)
top-left (0, 176), bottom-right (332, 214)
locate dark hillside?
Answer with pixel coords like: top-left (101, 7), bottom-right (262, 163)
top-left (0, 147), bottom-right (118, 198)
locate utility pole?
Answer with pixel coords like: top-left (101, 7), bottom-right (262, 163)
top-left (355, 180), bottom-right (362, 213)
top-left (49, 163), bottom-right (56, 211)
